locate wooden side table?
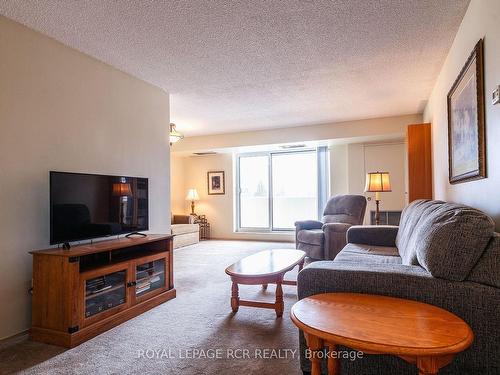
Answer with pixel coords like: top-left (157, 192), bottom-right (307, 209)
top-left (194, 215), bottom-right (210, 240)
top-left (291, 293), bottom-right (473, 375)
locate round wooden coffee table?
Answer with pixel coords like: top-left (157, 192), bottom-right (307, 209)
top-left (225, 249), bottom-right (305, 317)
top-left (291, 293), bottom-right (473, 375)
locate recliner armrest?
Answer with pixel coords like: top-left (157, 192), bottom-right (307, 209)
top-left (294, 220), bottom-right (323, 231)
top-left (322, 222), bottom-right (352, 233)
top-left (321, 223), bottom-right (352, 260)
top-left (347, 225), bottom-right (399, 247)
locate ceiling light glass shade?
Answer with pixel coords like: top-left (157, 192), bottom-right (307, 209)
top-left (365, 172), bottom-right (392, 192)
top-left (169, 123), bottom-right (184, 143)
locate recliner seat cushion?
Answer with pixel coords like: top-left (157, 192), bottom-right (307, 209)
top-left (297, 229), bottom-right (324, 246)
top-left (396, 200), bottom-right (494, 281)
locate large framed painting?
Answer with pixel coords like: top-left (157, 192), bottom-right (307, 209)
top-left (207, 171), bottom-right (225, 195)
top-left (447, 39), bottom-right (485, 184)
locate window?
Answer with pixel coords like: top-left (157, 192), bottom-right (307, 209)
top-left (236, 148), bottom-right (328, 231)
top-left (239, 155), bottom-right (269, 228)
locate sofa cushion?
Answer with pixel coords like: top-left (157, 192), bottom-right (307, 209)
top-left (335, 243), bottom-right (401, 264)
top-left (397, 200), bottom-right (494, 281)
top-left (297, 229), bottom-right (324, 246)
top-left (171, 223), bottom-right (199, 236)
top-left (467, 233), bottom-right (500, 288)
top-left (396, 200), bottom-right (442, 265)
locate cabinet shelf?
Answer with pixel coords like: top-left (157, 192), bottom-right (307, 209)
top-left (137, 270), bottom-right (164, 282)
top-left (85, 283), bottom-right (125, 300)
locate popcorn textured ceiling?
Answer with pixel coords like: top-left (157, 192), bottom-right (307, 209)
top-left (0, 0), bottom-right (470, 136)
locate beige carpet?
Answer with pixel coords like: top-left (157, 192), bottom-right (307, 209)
top-left (0, 240), bottom-right (303, 375)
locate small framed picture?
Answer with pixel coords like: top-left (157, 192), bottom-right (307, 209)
top-left (207, 171), bottom-right (225, 195)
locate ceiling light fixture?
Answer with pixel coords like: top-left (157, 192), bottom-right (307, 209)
top-left (169, 123), bottom-right (184, 144)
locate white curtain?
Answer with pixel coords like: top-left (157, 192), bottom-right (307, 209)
top-left (317, 146), bottom-right (329, 219)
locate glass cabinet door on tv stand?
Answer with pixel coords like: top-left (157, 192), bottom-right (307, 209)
top-left (80, 264), bottom-right (130, 327)
top-left (132, 253), bottom-right (169, 304)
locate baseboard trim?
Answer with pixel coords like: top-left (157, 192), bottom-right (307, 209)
top-left (0, 329), bottom-right (29, 350)
top-left (208, 237), bottom-right (295, 243)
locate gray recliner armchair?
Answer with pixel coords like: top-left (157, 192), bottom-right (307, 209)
top-left (295, 195), bottom-right (367, 260)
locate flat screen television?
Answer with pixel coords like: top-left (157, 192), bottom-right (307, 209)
top-left (50, 171), bottom-right (149, 245)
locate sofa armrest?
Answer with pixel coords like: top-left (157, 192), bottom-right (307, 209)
top-left (295, 220), bottom-right (323, 231)
top-left (346, 225), bottom-right (399, 247)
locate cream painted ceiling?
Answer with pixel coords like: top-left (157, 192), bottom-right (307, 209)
top-left (0, 1), bottom-right (469, 136)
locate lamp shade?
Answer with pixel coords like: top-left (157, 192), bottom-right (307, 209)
top-left (365, 172), bottom-right (392, 192)
top-left (169, 123), bottom-right (184, 144)
top-left (112, 183), bottom-right (133, 196)
top-left (185, 188), bottom-right (199, 201)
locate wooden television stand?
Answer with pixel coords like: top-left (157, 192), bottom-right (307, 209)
top-left (30, 234), bottom-right (176, 348)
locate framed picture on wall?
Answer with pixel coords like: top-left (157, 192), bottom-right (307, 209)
top-left (447, 39), bottom-right (486, 184)
top-left (207, 171), bottom-right (225, 195)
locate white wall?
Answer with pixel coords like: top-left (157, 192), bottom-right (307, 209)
top-left (424, 0), bottom-right (500, 229)
top-left (344, 142), bottom-right (407, 224)
top-left (171, 114), bottom-right (419, 237)
top-left (329, 145), bottom-right (349, 196)
top-left (0, 17), bottom-right (171, 339)
top-left (172, 137), bottom-right (408, 238)
top-left (363, 143), bottom-right (407, 222)
top-left (176, 153), bottom-right (294, 241)
top-left (173, 114), bottom-right (421, 153)
top-left (170, 154), bottom-right (186, 215)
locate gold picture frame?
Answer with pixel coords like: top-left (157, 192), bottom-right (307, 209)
top-left (447, 39), bottom-right (486, 184)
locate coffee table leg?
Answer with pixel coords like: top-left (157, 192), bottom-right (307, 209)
top-left (327, 343), bottom-right (340, 374)
top-left (305, 334), bottom-right (323, 375)
top-left (275, 281), bottom-right (284, 317)
top-left (416, 356), bottom-right (453, 375)
top-left (231, 280), bottom-right (239, 313)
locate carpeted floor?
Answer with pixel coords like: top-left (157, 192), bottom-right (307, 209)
top-left (0, 240), bottom-right (303, 375)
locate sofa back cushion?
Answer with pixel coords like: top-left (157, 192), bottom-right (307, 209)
top-left (396, 200), bottom-right (439, 265)
top-left (467, 233), bottom-right (500, 288)
top-left (322, 195), bottom-right (367, 225)
top-left (396, 200), bottom-right (494, 281)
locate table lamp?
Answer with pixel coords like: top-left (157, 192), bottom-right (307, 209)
top-left (186, 188), bottom-right (199, 215)
top-left (365, 172), bottom-right (391, 225)
top-left (112, 182), bottom-right (133, 224)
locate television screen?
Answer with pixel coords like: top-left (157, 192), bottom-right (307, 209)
top-left (50, 171), bottom-right (149, 244)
